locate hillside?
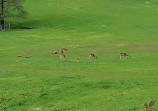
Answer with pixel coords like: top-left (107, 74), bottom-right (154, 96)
top-left (0, 0), bottom-right (158, 110)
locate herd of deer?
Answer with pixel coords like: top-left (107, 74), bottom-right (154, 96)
top-left (52, 48), bottom-right (98, 62)
top-left (51, 48), bottom-right (130, 62)
top-left (17, 48), bottom-right (130, 61)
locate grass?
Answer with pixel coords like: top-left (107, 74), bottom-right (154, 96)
top-left (0, 0), bottom-right (158, 110)
top-left (1, 70), bottom-right (158, 111)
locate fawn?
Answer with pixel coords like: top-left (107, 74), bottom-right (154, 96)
top-left (17, 55), bottom-right (23, 58)
top-left (87, 53), bottom-right (97, 61)
top-left (25, 56), bottom-right (32, 58)
top-left (52, 51), bottom-right (58, 55)
top-left (60, 54), bottom-right (66, 59)
top-left (120, 53), bottom-right (130, 59)
top-left (60, 48), bottom-right (67, 59)
top-left (75, 59), bottom-right (79, 62)
top-left (61, 48), bottom-right (67, 53)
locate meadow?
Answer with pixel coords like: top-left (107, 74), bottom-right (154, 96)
top-left (0, 0), bottom-right (158, 110)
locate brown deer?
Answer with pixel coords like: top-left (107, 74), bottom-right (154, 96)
top-left (87, 53), bottom-right (97, 61)
top-left (52, 51), bottom-right (58, 55)
top-left (120, 53), bottom-right (130, 59)
top-left (25, 56), bottom-right (32, 58)
top-left (75, 59), bottom-right (79, 62)
top-left (60, 54), bottom-right (66, 59)
top-left (17, 55), bottom-right (23, 58)
top-left (61, 48), bottom-right (67, 54)
top-left (59, 2), bottom-right (62, 5)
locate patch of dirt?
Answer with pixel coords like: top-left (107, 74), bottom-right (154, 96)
top-left (78, 45), bottom-right (95, 48)
top-left (113, 42), bottom-right (158, 51)
top-left (113, 43), bottom-right (125, 47)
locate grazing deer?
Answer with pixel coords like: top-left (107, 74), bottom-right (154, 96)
top-left (75, 59), bottom-right (79, 62)
top-left (87, 53), bottom-right (97, 61)
top-left (25, 56), bottom-right (32, 58)
top-left (120, 53), bottom-right (130, 59)
top-left (61, 48), bottom-right (67, 53)
top-left (52, 51), bottom-right (58, 55)
top-left (59, 2), bottom-right (62, 5)
top-left (60, 54), bottom-right (66, 59)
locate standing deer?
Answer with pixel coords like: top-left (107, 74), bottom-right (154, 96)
top-left (60, 54), bottom-right (66, 59)
top-left (120, 53), bottom-right (130, 59)
top-left (60, 48), bottom-right (67, 60)
top-left (59, 2), bottom-right (62, 5)
top-left (61, 48), bottom-right (67, 54)
top-left (87, 53), bottom-right (97, 61)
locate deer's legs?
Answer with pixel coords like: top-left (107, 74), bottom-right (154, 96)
top-left (120, 55), bottom-right (122, 59)
top-left (60, 55), bottom-right (62, 59)
top-left (87, 56), bottom-right (92, 61)
top-left (60, 54), bottom-right (65, 59)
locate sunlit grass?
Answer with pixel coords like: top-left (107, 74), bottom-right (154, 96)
top-left (1, 0), bottom-right (158, 110)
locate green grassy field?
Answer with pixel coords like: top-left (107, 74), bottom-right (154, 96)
top-left (1, 0), bottom-right (158, 110)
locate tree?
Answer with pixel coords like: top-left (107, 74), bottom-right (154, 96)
top-left (0, 0), bottom-right (4, 29)
top-left (0, 0), bottom-right (27, 29)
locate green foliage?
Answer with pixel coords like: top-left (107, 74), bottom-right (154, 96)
top-left (3, 0), bottom-right (27, 18)
top-left (144, 100), bottom-right (156, 111)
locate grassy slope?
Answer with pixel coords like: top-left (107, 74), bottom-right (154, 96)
top-left (0, 0), bottom-right (158, 110)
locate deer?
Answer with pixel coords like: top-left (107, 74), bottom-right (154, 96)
top-left (87, 53), bottom-right (97, 61)
top-left (25, 56), bottom-right (32, 58)
top-left (17, 55), bottom-right (23, 58)
top-left (52, 51), bottom-right (58, 55)
top-left (61, 48), bottom-right (67, 50)
top-left (59, 48), bottom-right (67, 60)
top-left (120, 53), bottom-right (130, 59)
top-left (61, 48), bottom-right (67, 54)
top-left (59, 2), bottom-right (62, 5)
top-left (75, 59), bottom-right (79, 62)
top-left (60, 54), bottom-right (66, 60)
